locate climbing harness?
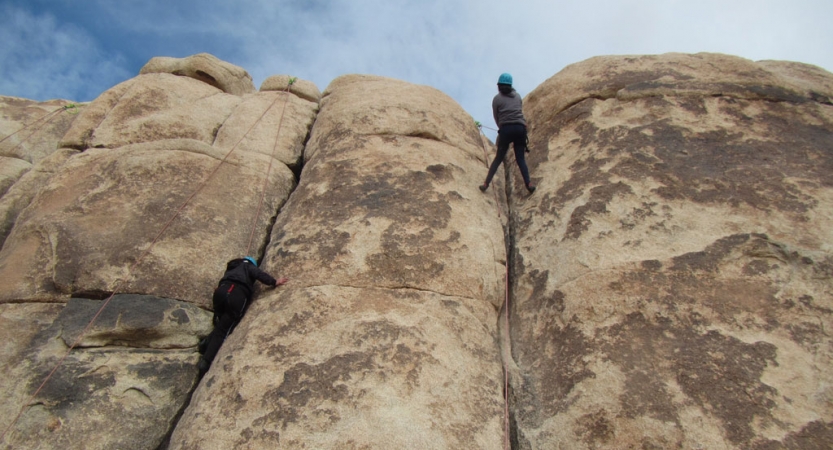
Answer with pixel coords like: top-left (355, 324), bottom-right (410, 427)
top-left (1, 80), bottom-right (298, 442)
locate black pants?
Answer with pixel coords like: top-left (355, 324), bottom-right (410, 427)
top-left (484, 123), bottom-right (531, 187)
top-left (202, 282), bottom-right (249, 367)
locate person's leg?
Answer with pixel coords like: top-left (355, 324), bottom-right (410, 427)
top-left (482, 134), bottom-right (510, 189)
top-left (512, 137), bottom-right (532, 189)
top-left (201, 313), bottom-right (235, 369)
top-left (510, 126), bottom-right (534, 192)
top-left (199, 284), bottom-right (234, 376)
top-left (199, 285), bottom-right (250, 376)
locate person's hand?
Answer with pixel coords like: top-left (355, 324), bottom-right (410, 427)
top-left (275, 277), bottom-right (289, 287)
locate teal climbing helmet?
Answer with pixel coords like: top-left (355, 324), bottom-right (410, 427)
top-left (243, 256), bottom-right (257, 266)
top-left (498, 73), bottom-right (513, 85)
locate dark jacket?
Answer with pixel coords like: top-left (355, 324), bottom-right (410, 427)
top-left (218, 259), bottom-right (277, 297)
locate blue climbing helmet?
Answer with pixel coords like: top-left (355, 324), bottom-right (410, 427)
top-left (243, 256), bottom-right (258, 266)
top-left (498, 73), bottom-right (513, 85)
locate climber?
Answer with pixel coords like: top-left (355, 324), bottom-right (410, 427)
top-left (480, 72), bottom-right (536, 194)
top-left (197, 256), bottom-right (288, 377)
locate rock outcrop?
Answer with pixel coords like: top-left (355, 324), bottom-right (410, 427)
top-left (510, 53), bottom-right (833, 449)
top-left (0, 54), bottom-right (315, 449)
top-left (1, 52), bottom-right (831, 450)
top-left (0, 96), bottom-right (80, 247)
top-left (139, 53), bottom-right (257, 96)
top-left (168, 75), bottom-right (508, 449)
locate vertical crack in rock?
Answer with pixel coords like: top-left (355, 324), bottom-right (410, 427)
top-left (502, 158), bottom-right (523, 450)
top-left (506, 53), bottom-right (833, 449)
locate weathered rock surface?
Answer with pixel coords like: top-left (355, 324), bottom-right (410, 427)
top-left (261, 74), bottom-right (322, 103)
top-left (510, 53), bottom-right (833, 449)
top-left (59, 73), bottom-right (243, 150)
top-left (0, 139), bottom-right (295, 305)
top-left (304, 74), bottom-right (485, 163)
top-left (0, 149), bottom-right (77, 248)
top-left (168, 75), bottom-right (507, 449)
top-left (139, 53), bottom-right (256, 96)
top-left (1, 96), bottom-right (81, 246)
top-left (213, 88), bottom-right (318, 170)
top-left (2, 52), bottom-right (832, 450)
top-left (1, 96), bottom-right (80, 164)
top-left (0, 56), bottom-right (317, 450)
top-left (0, 296), bottom-right (209, 450)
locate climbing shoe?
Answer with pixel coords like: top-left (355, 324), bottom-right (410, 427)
top-left (479, 184), bottom-right (488, 192)
top-left (526, 184), bottom-right (536, 194)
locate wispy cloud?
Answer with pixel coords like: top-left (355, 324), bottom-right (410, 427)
top-left (1, 0), bottom-right (831, 137)
top-left (0, 3), bottom-right (131, 102)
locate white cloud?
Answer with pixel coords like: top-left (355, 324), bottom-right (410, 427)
top-left (0, 4), bottom-right (132, 102)
top-left (1, 0), bottom-right (831, 133)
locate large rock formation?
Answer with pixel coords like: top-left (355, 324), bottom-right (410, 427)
top-left (510, 53), bottom-right (833, 449)
top-left (0, 52), bottom-right (831, 450)
top-left (0, 55), bottom-right (314, 449)
top-left (168, 75), bottom-right (507, 449)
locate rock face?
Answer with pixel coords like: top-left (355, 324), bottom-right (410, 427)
top-left (510, 53), bottom-right (833, 449)
top-left (167, 75), bottom-right (507, 449)
top-left (0, 296), bottom-right (209, 450)
top-left (0, 96), bottom-right (80, 247)
top-left (139, 52), bottom-right (257, 96)
top-left (1, 52), bottom-right (832, 450)
top-left (0, 55), bottom-right (315, 449)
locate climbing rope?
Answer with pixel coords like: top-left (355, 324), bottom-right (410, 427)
top-left (476, 122), bottom-right (502, 218)
top-left (476, 121), bottom-right (512, 450)
top-left (479, 123), bottom-right (498, 133)
top-left (246, 77), bottom-right (296, 255)
top-left (1, 81), bottom-right (296, 443)
top-left (0, 104), bottom-right (77, 150)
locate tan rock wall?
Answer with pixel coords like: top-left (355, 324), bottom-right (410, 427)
top-left (509, 53), bottom-right (833, 449)
top-left (3, 51), bottom-right (831, 450)
top-left (0, 56), bottom-right (317, 450)
top-left (0, 296), bottom-right (210, 450)
top-left (168, 75), bottom-right (508, 449)
top-left (0, 96), bottom-right (81, 246)
top-left (139, 53), bottom-right (256, 96)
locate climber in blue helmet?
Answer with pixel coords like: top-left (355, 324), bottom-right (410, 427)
top-left (480, 72), bottom-right (536, 194)
top-left (197, 256), bottom-right (288, 377)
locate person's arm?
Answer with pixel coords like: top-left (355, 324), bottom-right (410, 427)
top-left (492, 96), bottom-right (500, 128)
top-left (256, 267), bottom-right (289, 288)
top-left (249, 265), bottom-right (278, 287)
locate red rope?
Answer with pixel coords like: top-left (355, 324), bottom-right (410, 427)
top-left (504, 266), bottom-right (511, 450)
top-left (0, 106), bottom-right (67, 149)
top-left (479, 126), bottom-right (512, 450)
top-left (1, 89), bottom-right (287, 443)
top-left (246, 85), bottom-right (293, 255)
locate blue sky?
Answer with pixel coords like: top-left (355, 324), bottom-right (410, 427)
top-left (2, 0), bottom-right (831, 136)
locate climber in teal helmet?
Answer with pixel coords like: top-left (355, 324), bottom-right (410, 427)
top-left (197, 256), bottom-right (288, 377)
top-left (480, 72), bottom-right (536, 194)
